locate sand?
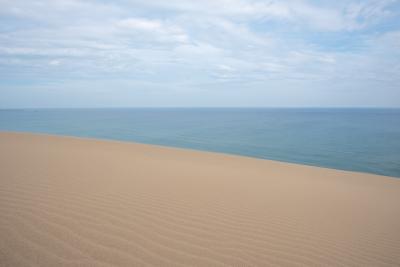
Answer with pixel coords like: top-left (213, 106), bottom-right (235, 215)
top-left (0, 132), bottom-right (400, 266)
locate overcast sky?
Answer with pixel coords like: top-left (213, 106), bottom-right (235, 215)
top-left (0, 0), bottom-right (400, 108)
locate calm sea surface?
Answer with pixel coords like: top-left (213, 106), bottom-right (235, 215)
top-left (0, 108), bottom-right (399, 177)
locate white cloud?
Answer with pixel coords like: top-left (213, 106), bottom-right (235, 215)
top-left (117, 18), bottom-right (163, 31)
top-left (49, 60), bottom-right (61, 66)
top-left (0, 0), bottom-right (399, 107)
top-left (344, 0), bottom-right (396, 29)
top-left (124, 0), bottom-right (396, 31)
top-left (116, 18), bottom-right (189, 43)
top-left (217, 64), bottom-right (235, 72)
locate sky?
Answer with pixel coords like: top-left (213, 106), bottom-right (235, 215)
top-left (0, 0), bottom-right (400, 108)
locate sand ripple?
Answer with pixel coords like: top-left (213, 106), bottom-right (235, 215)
top-left (1, 132), bottom-right (400, 266)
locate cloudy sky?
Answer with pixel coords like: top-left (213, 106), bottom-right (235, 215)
top-left (0, 0), bottom-right (400, 107)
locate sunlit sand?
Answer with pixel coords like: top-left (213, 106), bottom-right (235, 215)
top-left (1, 132), bottom-right (400, 266)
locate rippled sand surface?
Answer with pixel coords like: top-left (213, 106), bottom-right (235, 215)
top-left (1, 132), bottom-right (400, 266)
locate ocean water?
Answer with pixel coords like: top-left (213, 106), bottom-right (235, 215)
top-left (0, 108), bottom-right (399, 177)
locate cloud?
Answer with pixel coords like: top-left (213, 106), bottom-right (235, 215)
top-left (117, 18), bottom-right (164, 31)
top-left (0, 0), bottom-right (399, 107)
top-left (123, 0), bottom-right (396, 31)
top-left (115, 18), bottom-right (189, 43)
top-left (49, 60), bottom-right (61, 66)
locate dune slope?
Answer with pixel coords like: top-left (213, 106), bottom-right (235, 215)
top-left (1, 132), bottom-right (400, 266)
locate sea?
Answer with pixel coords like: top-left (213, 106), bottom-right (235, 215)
top-left (0, 108), bottom-right (399, 177)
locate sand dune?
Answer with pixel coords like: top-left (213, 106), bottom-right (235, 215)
top-left (0, 132), bottom-right (400, 266)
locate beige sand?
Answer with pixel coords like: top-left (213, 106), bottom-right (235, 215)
top-left (0, 132), bottom-right (400, 266)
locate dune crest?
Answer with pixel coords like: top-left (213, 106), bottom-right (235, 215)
top-left (1, 132), bottom-right (400, 266)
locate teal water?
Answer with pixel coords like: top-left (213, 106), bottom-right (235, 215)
top-left (0, 108), bottom-right (399, 177)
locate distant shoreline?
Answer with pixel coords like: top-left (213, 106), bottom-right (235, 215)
top-left (1, 108), bottom-right (399, 177)
top-left (0, 130), bottom-right (398, 179)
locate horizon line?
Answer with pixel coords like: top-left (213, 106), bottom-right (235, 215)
top-left (1, 106), bottom-right (400, 110)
